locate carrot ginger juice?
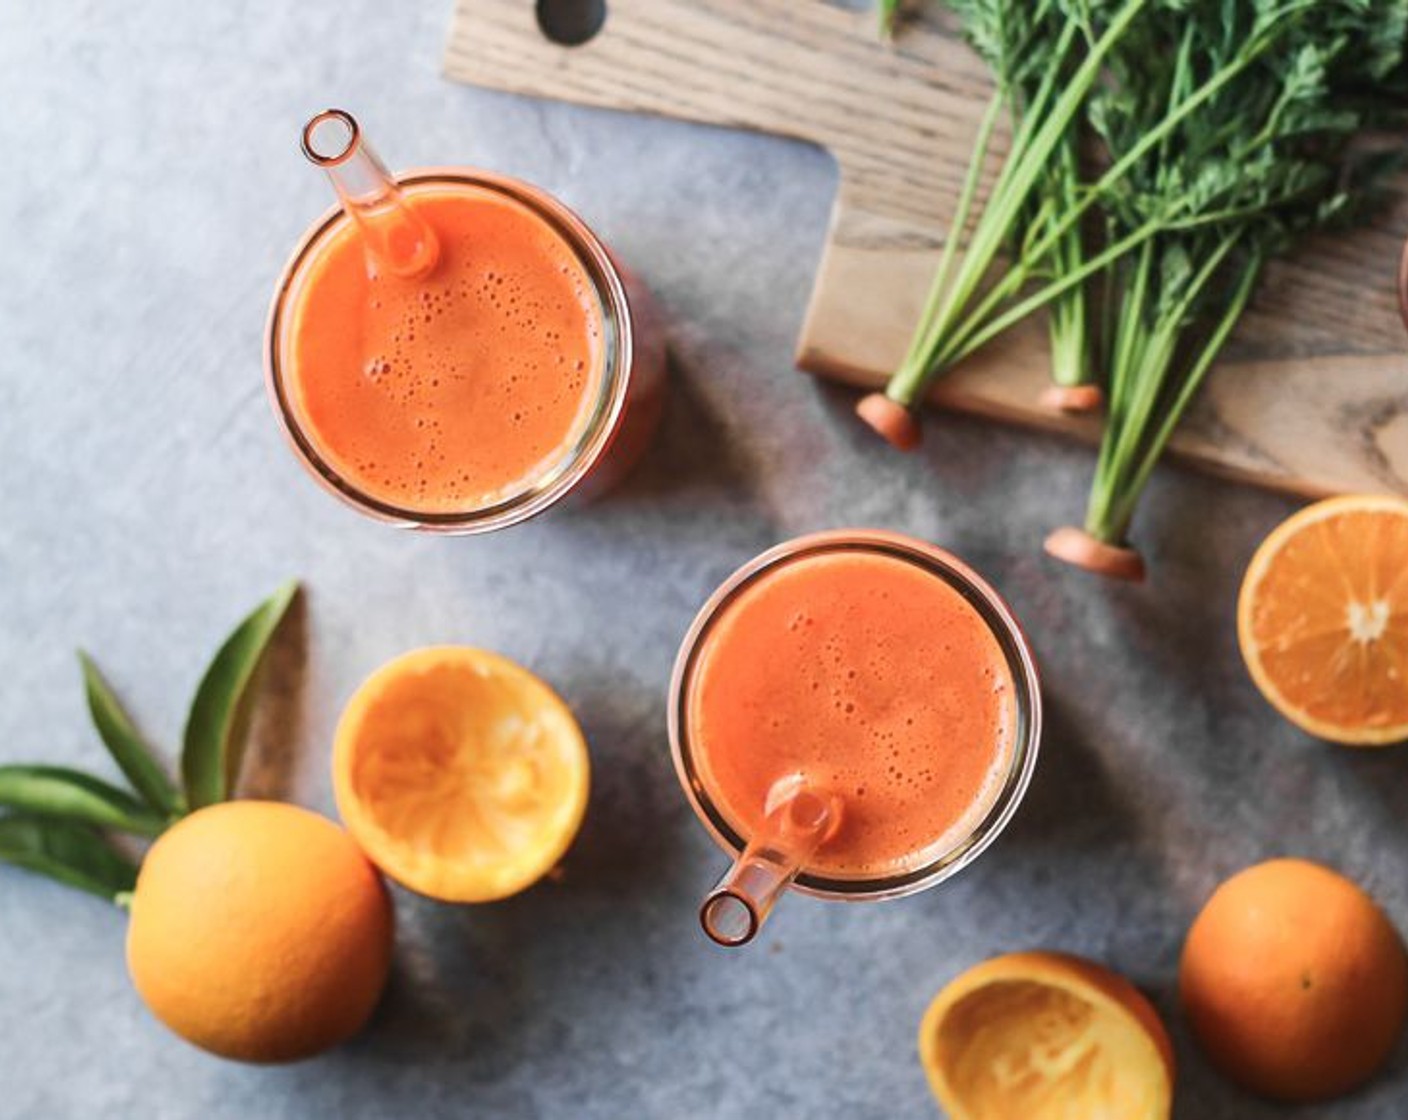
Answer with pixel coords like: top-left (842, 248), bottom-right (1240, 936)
top-left (673, 531), bottom-right (1040, 896)
top-left (281, 183), bottom-right (603, 513)
top-left (268, 113), bottom-right (665, 532)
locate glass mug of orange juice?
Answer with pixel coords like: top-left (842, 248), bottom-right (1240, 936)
top-left (265, 110), bottom-right (666, 531)
top-left (669, 530), bottom-right (1042, 946)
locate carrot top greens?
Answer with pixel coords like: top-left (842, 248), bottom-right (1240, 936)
top-left (868, 0), bottom-right (1407, 563)
top-left (1081, 1), bottom-right (1407, 547)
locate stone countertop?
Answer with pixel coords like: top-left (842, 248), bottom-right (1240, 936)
top-left (1, 2), bottom-right (1405, 1117)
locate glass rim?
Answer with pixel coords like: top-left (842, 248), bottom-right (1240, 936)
top-left (263, 167), bottom-right (634, 534)
top-left (667, 529), bottom-right (1043, 902)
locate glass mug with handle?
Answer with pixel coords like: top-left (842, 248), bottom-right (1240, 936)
top-left (266, 109), bottom-right (666, 532)
top-left (669, 530), bottom-right (1042, 946)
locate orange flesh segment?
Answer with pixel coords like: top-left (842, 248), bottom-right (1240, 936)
top-left (1241, 498), bottom-right (1408, 743)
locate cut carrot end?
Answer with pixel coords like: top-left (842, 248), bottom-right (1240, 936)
top-left (1044, 527), bottom-right (1146, 582)
top-left (856, 393), bottom-right (921, 451)
top-left (1039, 384), bottom-right (1104, 414)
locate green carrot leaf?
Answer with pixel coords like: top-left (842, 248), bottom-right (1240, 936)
top-left (181, 581), bottom-right (299, 810)
top-left (1071, 0), bottom-right (1408, 549)
top-left (0, 814), bottom-right (139, 902)
top-left (78, 652), bottom-right (182, 818)
top-left (0, 765), bottom-right (167, 837)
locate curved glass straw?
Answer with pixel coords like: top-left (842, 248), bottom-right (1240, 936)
top-left (301, 108), bottom-right (439, 278)
top-left (699, 775), bottom-right (842, 948)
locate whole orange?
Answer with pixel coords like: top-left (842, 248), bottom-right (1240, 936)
top-left (126, 800), bottom-right (393, 1063)
top-left (1180, 858), bottom-right (1408, 1101)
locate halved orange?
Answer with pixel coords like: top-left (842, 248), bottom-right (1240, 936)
top-left (919, 951), bottom-right (1174, 1120)
top-left (333, 646), bottom-right (589, 902)
top-left (1238, 495), bottom-right (1408, 746)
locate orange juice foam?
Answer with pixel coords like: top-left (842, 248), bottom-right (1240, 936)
top-left (283, 183), bottom-right (604, 512)
top-left (690, 548), bottom-right (1016, 878)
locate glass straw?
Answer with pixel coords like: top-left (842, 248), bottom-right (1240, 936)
top-left (700, 775), bottom-right (841, 947)
top-left (301, 108), bottom-right (439, 278)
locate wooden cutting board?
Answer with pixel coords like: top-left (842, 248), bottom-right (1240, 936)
top-left (444, 0), bottom-right (1408, 498)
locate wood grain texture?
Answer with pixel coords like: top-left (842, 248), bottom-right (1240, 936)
top-left (444, 0), bottom-right (1408, 497)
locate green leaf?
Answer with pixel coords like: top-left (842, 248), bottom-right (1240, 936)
top-left (0, 814), bottom-right (138, 902)
top-left (181, 582), bottom-right (299, 810)
top-left (0, 765), bottom-right (167, 837)
top-left (79, 652), bottom-right (182, 817)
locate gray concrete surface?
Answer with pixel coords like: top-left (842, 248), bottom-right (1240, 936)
top-left (2, 1), bottom-right (1406, 1117)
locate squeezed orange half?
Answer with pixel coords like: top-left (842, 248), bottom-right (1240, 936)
top-left (333, 646), bottom-right (589, 902)
top-left (919, 951), bottom-right (1174, 1120)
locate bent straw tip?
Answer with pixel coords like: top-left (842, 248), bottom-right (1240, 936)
top-left (699, 778), bottom-right (841, 949)
top-left (700, 891), bottom-right (759, 947)
top-left (1038, 383), bottom-right (1104, 415)
top-left (301, 108), bottom-right (360, 167)
top-left (1043, 526), bottom-right (1146, 583)
top-left (856, 393), bottom-right (922, 451)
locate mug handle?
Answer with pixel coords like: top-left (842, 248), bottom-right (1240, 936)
top-left (1398, 235), bottom-right (1408, 334)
